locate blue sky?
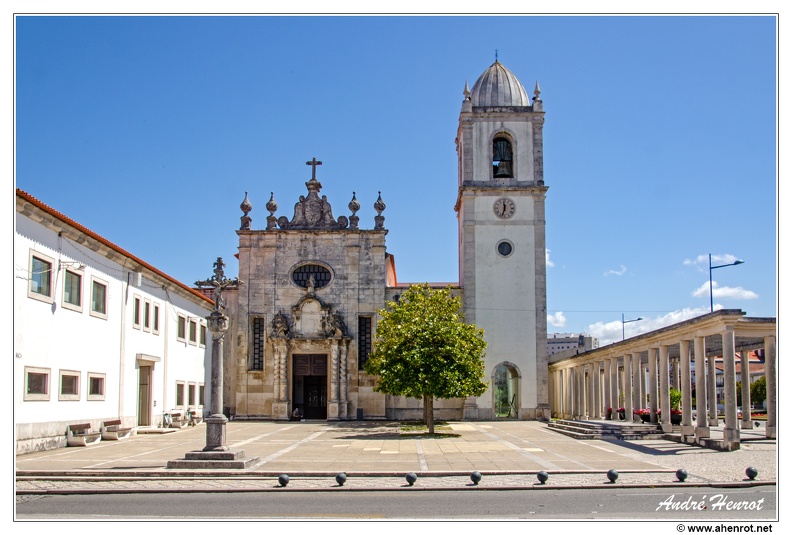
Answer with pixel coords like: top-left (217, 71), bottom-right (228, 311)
top-left (13, 14), bottom-right (778, 345)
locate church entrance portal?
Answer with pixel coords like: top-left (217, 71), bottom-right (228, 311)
top-left (293, 354), bottom-right (327, 419)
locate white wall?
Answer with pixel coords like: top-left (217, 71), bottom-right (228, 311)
top-left (15, 208), bottom-right (212, 453)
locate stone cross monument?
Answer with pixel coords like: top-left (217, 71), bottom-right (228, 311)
top-left (168, 258), bottom-right (259, 468)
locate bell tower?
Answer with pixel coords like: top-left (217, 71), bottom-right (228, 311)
top-left (455, 60), bottom-right (549, 420)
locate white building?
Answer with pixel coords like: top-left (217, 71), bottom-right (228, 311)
top-left (14, 189), bottom-right (214, 454)
top-left (547, 334), bottom-right (600, 356)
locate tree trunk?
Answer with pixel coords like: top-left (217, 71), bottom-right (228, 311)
top-left (424, 393), bottom-right (434, 434)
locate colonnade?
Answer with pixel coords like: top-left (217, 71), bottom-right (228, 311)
top-left (548, 310), bottom-right (776, 450)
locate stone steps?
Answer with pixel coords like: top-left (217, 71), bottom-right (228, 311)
top-left (547, 419), bottom-right (665, 440)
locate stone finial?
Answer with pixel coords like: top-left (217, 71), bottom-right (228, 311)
top-left (374, 191), bottom-right (386, 230)
top-left (374, 192), bottom-right (386, 215)
top-left (240, 192), bottom-right (252, 230)
top-left (265, 192), bottom-right (279, 230)
top-left (266, 192), bottom-right (278, 215)
top-left (348, 192), bottom-right (360, 215)
top-left (463, 81), bottom-right (471, 101)
top-left (533, 80), bottom-right (541, 100)
top-left (348, 192), bottom-right (360, 229)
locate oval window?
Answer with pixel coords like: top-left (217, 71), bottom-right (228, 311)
top-left (291, 264), bottom-right (332, 289)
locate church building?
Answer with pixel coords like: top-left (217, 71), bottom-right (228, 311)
top-left (222, 60), bottom-right (549, 421)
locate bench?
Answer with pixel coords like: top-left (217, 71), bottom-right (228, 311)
top-left (101, 419), bottom-right (134, 440)
top-left (187, 408), bottom-right (203, 426)
top-left (167, 411), bottom-right (189, 428)
top-left (66, 423), bottom-right (102, 447)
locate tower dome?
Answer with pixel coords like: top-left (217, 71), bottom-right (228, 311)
top-left (469, 60), bottom-right (530, 107)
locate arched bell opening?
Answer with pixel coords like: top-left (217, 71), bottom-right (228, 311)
top-left (492, 135), bottom-right (514, 178)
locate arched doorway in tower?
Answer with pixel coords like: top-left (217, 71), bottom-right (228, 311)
top-left (493, 363), bottom-right (520, 419)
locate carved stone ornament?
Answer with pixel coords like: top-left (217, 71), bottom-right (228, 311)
top-left (277, 176), bottom-right (348, 230)
top-left (271, 311), bottom-right (291, 339)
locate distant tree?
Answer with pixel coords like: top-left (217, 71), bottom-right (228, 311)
top-left (750, 376), bottom-right (767, 407)
top-left (363, 284), bottom-right (488, 434)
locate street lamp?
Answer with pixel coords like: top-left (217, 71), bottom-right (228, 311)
top-left (622, 313), bottom-right (643, 340)
top-left (708, 254), bottom-right (744, 312)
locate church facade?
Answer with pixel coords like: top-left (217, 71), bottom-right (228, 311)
top-left (223, 61), bottom-right (549, 421)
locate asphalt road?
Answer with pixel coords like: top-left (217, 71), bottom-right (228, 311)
top-left (16, 486), bottom-right (777, 521)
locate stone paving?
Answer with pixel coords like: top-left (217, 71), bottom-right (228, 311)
top-left (16, 420), bottom-right (777, 494)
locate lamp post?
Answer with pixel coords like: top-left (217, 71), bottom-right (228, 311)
top-left (708, 254), bottom-right (744, 312)
top-left (622, 313), bottom-right (643, 341)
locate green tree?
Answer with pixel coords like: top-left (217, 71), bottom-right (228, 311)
top-left (750, 376), bottom-right (767, 407)
top-left (363, 284), bottom-right (488, 434)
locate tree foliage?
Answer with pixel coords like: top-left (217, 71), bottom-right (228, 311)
top-left (363, 284), bottom-right (488, 432)
top-left (750, 376), bottom-right (767, 406)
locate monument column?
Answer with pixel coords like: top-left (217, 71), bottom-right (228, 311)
top-left (648, 347), bottom-right (658, 424)
top-left (680, 339), bottom-right (694, 438)
top-left (659, 345), bottom-right (671, 432)
top-left (707, 347), bottom-right (719, 426)
top-left (721, 326), bottom-right (740, 450)
top-left (740, 350), bottom-right (753, 429)
top-left (624, 353), bottom-right (634, 421)
top-left (765, 335), bottom-right (776, 439)
top-left (694, 336), bottom-right (710, 441)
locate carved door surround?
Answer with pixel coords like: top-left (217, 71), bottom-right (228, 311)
top-left (269, 293), bottom-right (351, 420)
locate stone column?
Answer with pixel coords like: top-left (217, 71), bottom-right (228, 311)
top-left (765, 335), bottom-right (776, 439)
top-left (671, 358), bottom-right (680, 390)
top-left (694, 336), bottom-right (709, 441)
top-left (610, 357), bottom-right (619, 416)
top-left (578, 365), bottom-right (586, 419)
top-left (563, 368), bottom-right (572, 419)
top-left (588, 362), bottom-right (599, 420)
top-left (648, 347), bottom-right (658, 424)
top-left (707, 348), bottom-right (719, 426)
top-left (624, 353), bottom-right (634, 421)
top-left (680, 340), bottom-right (694, 438)
top-left (271, 340), bottom-right (289, 420)
top-left (659, 345), bottom-right (671, 432)
top-left (721, 326), bottom-right (740, 450)
top-left (328, 340), bottom-right (340, 420)
top-left (339, 339), bottom-right (349, 419)
top-left (637, 356), bottom-right (645, 411)
top-left (603, 359), bottom-right (611, 419)
top-left (631, 353), bottom-right (642, 421)
top-left (204, 311), bottom-right (229, 451)
top-left (740, 350), bottom-right (753, 429)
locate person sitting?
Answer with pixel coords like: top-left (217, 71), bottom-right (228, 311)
top-left (291, 407), bottom-right (303, 421)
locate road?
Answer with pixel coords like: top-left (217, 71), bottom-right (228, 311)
top-left (16, 486), bottom-right (777, 520)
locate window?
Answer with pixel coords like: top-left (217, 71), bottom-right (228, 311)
top-left (143, 300), bottom-right (151, 332)
top-left (492, 136), bottom-right (513, 178)
top-left (87, 373), bottom-right (106, 400)
top-left (177, 315), bottom-right (186, 341)
top-left (291, 264), bottom-right (332, 289)
top-left (59, 370), bottom-right (80, 401)
top-left (28, 252), bottom-right (54, 303)
top-left (497, 240), bottom-right (514, 257)
top-left (153, 304), bottom-right (160, 334)
top-left (90, 277), bottom-right (108, 319)
top-left (24, 367), bottom-right (50, 401)
top-left (358, 316), bottom-right (373, 370)
top-left (251, 317), bottom-right (265, 370)
top-left (189, 319), bottom-right (197, 345)
top-left (132, 296), bottom-right (141, 329)
top-left (199, 384), bottom-right (205, 407)
top-left (175, 382), bottom-right (185, 407)
top-left (62, 270), bottom-right (82, 311)
top-left (200, 324), bottom-right (207, 347)
top-left (188, 383), bottom-right (196, 406)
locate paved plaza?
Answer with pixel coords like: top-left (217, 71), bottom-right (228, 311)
top-left (16, 420), bottom-right (776, 493)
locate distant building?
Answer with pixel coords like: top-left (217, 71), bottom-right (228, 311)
top-left (15, 189), bottom-right (214, 453)
top-left (547, 333), bottom-right (599, 357)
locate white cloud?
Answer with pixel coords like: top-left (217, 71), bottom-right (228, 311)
top-left (604, 265), bottom-right (627, 276)
top-left (587, 306), bottom-right (712, 346)
top-left (692, 281), bottom-right (758, 300)
top-left (546, 249), bottom-right (554, 268)
top-left (547, 311), bottom-right (566, 328)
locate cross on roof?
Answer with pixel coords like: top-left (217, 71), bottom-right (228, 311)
top-left (306, 157), bottom-right (322, 180)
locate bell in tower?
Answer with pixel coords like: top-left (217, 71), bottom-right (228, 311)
top-left (492, 136), bottom-right (513, 178)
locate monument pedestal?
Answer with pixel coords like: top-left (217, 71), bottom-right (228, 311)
top-left (167, 449), bottom-right (260, 469)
